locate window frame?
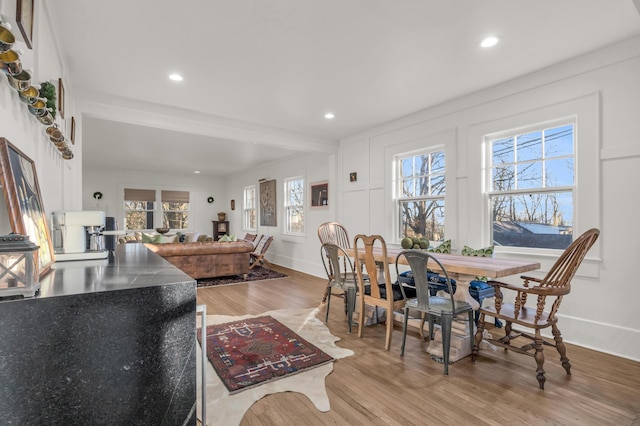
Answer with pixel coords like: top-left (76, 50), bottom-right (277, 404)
top-left (467, 94), bottom-right (601, 260)
top-left (485, 121), bottom-right (575, 250)
top-left (243, 185), bottom-right (257, 231)
top-left (283, 176), bottom-right (305, 235)
top-left (161, 190), bottom-right (190, 230)
top-left (395, 147), bottom-right (446, 242)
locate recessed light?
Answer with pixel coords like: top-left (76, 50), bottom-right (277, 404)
top-left (194, 170), bottom-right (200, 174)
top-left (169, 73), bottom-right (183, 81)
top-left (481, 36), bottom-right (499, 48)
top-left (324, 112), bottom-right (335, 119)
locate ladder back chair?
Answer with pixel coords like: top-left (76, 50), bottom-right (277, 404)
top-left (353, 234), bottom-right (406, 351)
top-left (472, 228), bottom-right (600, 389)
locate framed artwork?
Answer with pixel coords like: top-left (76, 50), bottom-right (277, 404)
top-left (58, 78), bottom-right (65, 119)
top-left (259, 179), bottom-right (276, 227)
top-left (70, 116), bottom-right (76, 144)
top-left (310, 181), bottom-right (328, 208)
top-left (16, 0), bottom-right (34, 49)
top-left (0, 138), bottom-right (55, 276)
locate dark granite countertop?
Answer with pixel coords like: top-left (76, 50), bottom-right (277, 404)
top-left (0, 243), bottom-right (195, 302)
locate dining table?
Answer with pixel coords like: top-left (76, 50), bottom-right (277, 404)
top-left (345, 246), bottom-right (541, 360)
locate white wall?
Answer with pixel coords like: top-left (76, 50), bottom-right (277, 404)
top-left (339, 37), bottom-right (640, 361)
top-left (0, 1), bottom-right (81, 236)
top-left (225, 152), bottom-right (336, 277)
top-left (82, 166), bottom-right (228, 235)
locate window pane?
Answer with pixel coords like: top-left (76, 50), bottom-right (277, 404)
top-left (544, 125), bottom-right (573, 157)
top-left (492, 165), bottom-right (515, 191)
top-left (516, 131), bottom-right (542, 162)
top-left (285, 177), bottom-right (304, 234)
top-left (491, 191), bottom-right (573, 249)
top-left (402, 178), bottom-right (415, 197)
top-left (546, 158), bottom-right (574, 187)
top-left (517, 162), bottom-right (543, 189)
top-left (430, 174), bottom-right (445, 195)
top-left (431, 151), bottom-right (445, 174)
top-left (164, 211), bottom-right (188, 229)
top-left (400, 199), bottom-right (445, 241)
top-left (492, 137), bottom-right (514, 165)
top-left (401, 157), bottom-right (414, 178)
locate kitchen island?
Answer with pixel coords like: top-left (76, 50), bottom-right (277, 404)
top-left (0, 243), bottom-right (197, 425)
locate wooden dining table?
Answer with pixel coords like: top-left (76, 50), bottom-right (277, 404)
top-left (345, 246), bottom-right (541, 360)
top-left (345, 247), bottom-right (540, 309)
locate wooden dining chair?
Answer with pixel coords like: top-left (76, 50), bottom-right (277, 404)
top-left (353, 234), bottom-right (406, 351)
top-left (472, 228), bottom-right (600, 389)
top-left (396, 249), bottom-right (474, 375)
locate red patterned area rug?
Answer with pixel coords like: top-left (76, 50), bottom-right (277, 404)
top-left (197, 266), bottom-right (287, 288)
top-left (196, 308), bottom-right (354, 426)
top-left (199, 315), bottom-right (334, 394)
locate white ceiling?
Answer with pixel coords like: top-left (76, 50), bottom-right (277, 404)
top-left (47, 1), bottom-right (640, 177)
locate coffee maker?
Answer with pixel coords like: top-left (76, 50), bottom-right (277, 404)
top-left (51, 211), bottom-right (108, 261)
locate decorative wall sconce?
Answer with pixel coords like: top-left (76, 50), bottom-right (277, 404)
top-left (231, 199), bottom-right (235, 210)
top-left (0, 234), bottom-right (40, 298)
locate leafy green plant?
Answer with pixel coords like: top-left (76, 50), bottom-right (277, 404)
top-left (38, 81), bottom-right (57, 119)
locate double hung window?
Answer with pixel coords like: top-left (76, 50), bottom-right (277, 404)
top-left (243, 185), bottom-right (256, 230)
top-left (284, 177), bottom-right (304, 234)
top-left (124, 188), bottom-right (155, 230)
top-left (161, 190), bottom-right (189, 229)
top-left (487, 123), bottom-right (574, 249)
top-left (397, 150), bottom-right (445, 240)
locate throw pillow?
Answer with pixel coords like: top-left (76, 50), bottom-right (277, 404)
top-left (141, 232), bottom-right (155, 243)
top-left (185, 231), bottom-right (200, 243)
top-left (427, 239), bottom-right (451, 254)
top-left (160, 235), bottom-right (176, 244)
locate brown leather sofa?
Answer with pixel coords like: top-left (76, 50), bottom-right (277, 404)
top-left (145, 240), bottom-right (254, 279)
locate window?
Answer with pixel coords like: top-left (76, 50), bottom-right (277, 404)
top-left (161, 190), bottom-right (189, 229)
top-left (397, 150), bottom-right (445, 240)
top-left (284, 177), bottom-right (304, 234)
top-left (243, 185), bottom-right (256, 230)
top-left (124, 188), bottom-right (155, 230)
top-left (487, 123), bottom-right (574, 249)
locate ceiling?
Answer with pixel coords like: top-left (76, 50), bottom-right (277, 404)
top-left (47, 1), bottom-right (640, 177)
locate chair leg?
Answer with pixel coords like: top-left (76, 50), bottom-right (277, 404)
top-left (401, 307), bottom-right (409, 356)
top-left (472, 312), bottom-right (485, 362)
top-left (385, 307), bottom-right (393, 351)
top-left (534, 330), bottom-right (546, 390)
top-left (324, 288), bottom-right (332, 323)
top-left (346, 287), bottom-right (356, 334)
top-left (357, 299), bottom-right (365, 338)
top-left (441, 314), bottom-right (452, 375)
top-left (552, 323), bottom-right (571, 375)
top-left (321, 283), bottom-right (330, 303)
top-left (428, 315), bottom-right (435, 340)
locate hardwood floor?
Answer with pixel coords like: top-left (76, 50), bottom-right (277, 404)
top-left (196, 265), bottom-right (640, 426)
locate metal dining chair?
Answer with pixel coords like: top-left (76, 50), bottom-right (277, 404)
top-left (396, 249), bottom-right (475, 375)
top-left (320, 242), bottom-right (358, 333)
top-left (317, 222), bottom-right (352, 303)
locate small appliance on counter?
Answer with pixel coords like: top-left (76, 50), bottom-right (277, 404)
top-left (51, 211), bottom-right (108, 261)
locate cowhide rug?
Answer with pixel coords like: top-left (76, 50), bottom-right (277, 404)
top-left (196, 307), bottom-right (354, 426)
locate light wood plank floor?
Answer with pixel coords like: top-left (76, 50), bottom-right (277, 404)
top-left (196, 265), bottom-right (640, 426)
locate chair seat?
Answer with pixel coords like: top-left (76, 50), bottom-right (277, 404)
top-left (405, 296), bottom-right (472, 315)
top-left (364, 283), bottom-right (405, 301)
top-left (331, 273), bottom-right (358, 290)
top-left (481, 303), bottom-right (553, 328)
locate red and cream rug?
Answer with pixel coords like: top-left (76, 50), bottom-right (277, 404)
top-left (196, 308), bottom-right (354, 426)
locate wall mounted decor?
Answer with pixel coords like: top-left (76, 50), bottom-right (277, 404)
top-left (350, 172), bottom-right (357, 182)
top-left (310, 181), bottom-right (328, 208)
top-left (16, 0), bottom-right (34, 49)
top-left (230, 199), bottom-right (235, 210)
top-left (259, 179), bottom-right (276, 227)
top-left (57, 78), bottom-right (65, 119)
top-left (0, 138), bottom-right (55, 276)
top-left (207, 196), bottom-right (214, 204)
top-left (70, 116), bottom-right (75, 144)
